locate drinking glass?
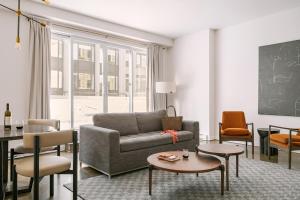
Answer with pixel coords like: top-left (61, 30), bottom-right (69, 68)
top-left (183, 149), bottom-right (189, 158)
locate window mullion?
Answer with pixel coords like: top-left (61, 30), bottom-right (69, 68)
top-left (102, 46), bottom-right (108, 113)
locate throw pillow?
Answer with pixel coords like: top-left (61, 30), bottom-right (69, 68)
top-left (162, 116), bottom-right (183, 131)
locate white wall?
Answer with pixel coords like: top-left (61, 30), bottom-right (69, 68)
top-left (215, 7), bottom-right (300, 145)
top-left (167, 29), bottom-right (215, 138)
top-left (0, 10), bottom-right (30, 123)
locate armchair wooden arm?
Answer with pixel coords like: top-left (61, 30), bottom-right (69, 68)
top-left (246, 122), bottom-right (254, 130)
top-left (269, 125), bottom-right (299, 132)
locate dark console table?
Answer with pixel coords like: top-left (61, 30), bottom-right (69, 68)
top-left (257, 128), bottom-right (280, 156)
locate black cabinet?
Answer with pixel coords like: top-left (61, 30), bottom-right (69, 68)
top-left (257, 128), bottom-right (280, 155)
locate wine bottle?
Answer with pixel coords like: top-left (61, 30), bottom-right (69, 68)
top-left (4, 103), bottom-right (12, 130)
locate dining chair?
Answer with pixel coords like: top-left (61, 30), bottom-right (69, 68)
top-left (12, 130), bottom-right (78, 200)
top-left (10, 119), bottom-right (60, 181)
top-left (219, 111), bottom-right (254, 158)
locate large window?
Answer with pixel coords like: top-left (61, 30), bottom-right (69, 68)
top-left (50, 34), bottom-right (148, 128)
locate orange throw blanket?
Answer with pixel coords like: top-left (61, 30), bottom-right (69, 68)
top-left (161, 130), bottom-right (178, 144)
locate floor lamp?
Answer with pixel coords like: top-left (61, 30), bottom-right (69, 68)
top-left (156, 82), bottom-right (176, 109)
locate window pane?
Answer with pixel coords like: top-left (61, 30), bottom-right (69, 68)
top-left (73, 42), bottom-right (103, 128)
top-left (50, 38), bottom-right (70, 129)
top-left (107, 48), bottom-right (130, 113)
top-left (134, 53), bottom-right (147, 112)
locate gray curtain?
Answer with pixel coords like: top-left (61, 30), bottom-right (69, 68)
top-left (28, 21), bottom-right (51, 119)
top-left (147, 44), bottom-right (166, 111)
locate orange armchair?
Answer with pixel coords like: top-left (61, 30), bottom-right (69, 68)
top-left (268, 125), bottom-right (300, 169)
top-left (219, 111), bottom-right (254, 158)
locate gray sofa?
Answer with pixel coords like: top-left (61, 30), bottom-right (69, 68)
top-left (79, 110), bottom-right (199, 177)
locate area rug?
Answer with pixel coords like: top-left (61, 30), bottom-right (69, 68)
top-left (65, 158), bottom-right (300, 200)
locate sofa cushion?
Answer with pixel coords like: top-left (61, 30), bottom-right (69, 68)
top-left (135, 110), bottom-right (167, 133)
top-left (93, 113), bottom-right (139, 136)
top-left (120, 131), bottom-right (193, 152)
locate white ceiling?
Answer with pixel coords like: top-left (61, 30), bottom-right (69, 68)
top-left (43, 0), bottom-right (300, 38)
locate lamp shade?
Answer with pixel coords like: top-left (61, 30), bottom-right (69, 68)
top-left (156, 82), bottom-right (176, 94)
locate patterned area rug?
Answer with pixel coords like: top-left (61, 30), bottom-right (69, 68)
top-left (65, 158), bottom-right (300, 200)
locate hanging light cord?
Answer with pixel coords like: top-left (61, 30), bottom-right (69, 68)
top-left (0, 3), bottom-right (46, 27)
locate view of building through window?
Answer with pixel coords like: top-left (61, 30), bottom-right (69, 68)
top-left (50, 34), bottom-right (148, 129)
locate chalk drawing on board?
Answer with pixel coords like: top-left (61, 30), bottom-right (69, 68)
top-left (259, 39), bottom-right (300, 117)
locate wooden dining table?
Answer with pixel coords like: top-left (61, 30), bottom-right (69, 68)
top-left (0, 125), bottom-right (54, 200)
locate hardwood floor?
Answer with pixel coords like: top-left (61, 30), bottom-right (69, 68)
top-left (5, 141), bottom-right (300, 200)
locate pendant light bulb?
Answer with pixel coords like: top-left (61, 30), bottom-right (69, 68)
top-left (42, 0), bottom-right (50, 4)
top-left (15, 36), bottom-right (21, 50)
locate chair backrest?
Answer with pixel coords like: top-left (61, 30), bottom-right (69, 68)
top-left (28, 119), bottom-right (60, 130)
top-left (23, 130), bottom-right (73, 149)
top-left (222, 111), bottom-right (247, 129)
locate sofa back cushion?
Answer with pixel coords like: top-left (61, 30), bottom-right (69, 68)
top-left (135, 110), bottom-right (167, 133)
top-left (93, 113), bottom-right (139, 136)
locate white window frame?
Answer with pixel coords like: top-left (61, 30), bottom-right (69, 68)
top-left (50, 32), bottom-right (148, 128)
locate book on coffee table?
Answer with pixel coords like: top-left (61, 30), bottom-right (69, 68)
top-left (157, 153), bottom-right (180, 162)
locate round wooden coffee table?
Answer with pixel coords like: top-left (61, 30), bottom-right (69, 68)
top-left (196, 144), bottom-right (244, 191)
top-left (147, 151), bottom-right (225, 196)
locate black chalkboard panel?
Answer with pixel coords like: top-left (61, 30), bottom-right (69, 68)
top-left (259, 40), bottom-right (300, 117)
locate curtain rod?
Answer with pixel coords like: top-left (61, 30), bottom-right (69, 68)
top-left (29, 15), bottom-right (167, 49)
top-left (0, 3), bottom-right (167, 49)
top-left (0, 3), bottom-right (46, 27)
top-left (50, 22), bottom-right (152, 47)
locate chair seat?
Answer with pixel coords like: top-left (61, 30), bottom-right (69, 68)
top-left (221, 128), bottom-right (250, 136)
top-left (14, 145), bottom-right (56, 154)
top-left (16, 155), bottom-right (71, 177)
top-left (120, 131), bottom-right (194, 152)
top-left (270, 134), bottom-right (300, 145)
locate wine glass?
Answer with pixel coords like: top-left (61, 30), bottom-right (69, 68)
top-left (15, 120), bottom-right (24, 130)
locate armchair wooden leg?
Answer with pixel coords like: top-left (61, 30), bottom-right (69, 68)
top-left (13, 165), bottom-right (18, 200)
top-left (288, 148), bottom-right (292, 170)
top-left (245, 141), bottom-right (248, 158)
top-left (10, 148), bottom-right (15, 181)
top-left (50, 175), bottom-right (54, 197)
top-left (252, 142), bottom-right (254, 159)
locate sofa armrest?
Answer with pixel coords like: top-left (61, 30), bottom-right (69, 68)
top-left (182, 121), bottom-right (199, 145)
top-left (79, 125), bottom-right (120, 166)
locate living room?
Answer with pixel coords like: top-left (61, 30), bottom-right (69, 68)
top-left (1, 0), bottom-right (300, 199)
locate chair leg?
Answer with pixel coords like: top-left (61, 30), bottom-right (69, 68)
top-left (288, 148), bottom-right (292, 170)
top-left (13, 165), bottom-right (18, 200)
top-left (29, 177), bottom-right (34, 191)
top-left (252, 141), bottom-right (254, 159)
top-left (34, 175), bottom-right (39, 200)
top-left (50, 175), bottom-right (54, 197)
top-left (57, 145), bottom-right (60, 156)
top-left (10, 148), bottom-right (15, 181)
top-left (245, 141), bottom-right (248, 158)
